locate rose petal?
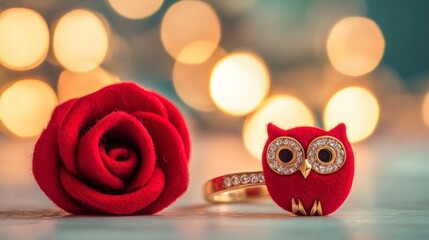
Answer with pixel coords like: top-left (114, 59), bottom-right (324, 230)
top-left (32, 99), bottom-right (86, 214)
top-left (100, 143), bottom-right (138, 180)
top-left (60, 167), bottom-right (165, 215)
top-left (77, 111), bottom-right (155, 192)
top-left (152, 92), bottom-right (191, 161)
top-left (58, 83), bottom-right (168, 174)
top-left (132, 112), bottom-right (189, 214)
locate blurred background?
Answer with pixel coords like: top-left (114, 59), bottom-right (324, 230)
top-left (0, 0), bottom-right (428, 220)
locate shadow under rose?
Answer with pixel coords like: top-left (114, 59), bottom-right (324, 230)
top-left (0, 209), bottom-right (68, 219)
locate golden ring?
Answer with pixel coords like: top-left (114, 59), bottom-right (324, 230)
top-left (203, 171), bottom-right (269, 203)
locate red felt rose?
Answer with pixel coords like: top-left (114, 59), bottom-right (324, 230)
top-left (32, 82), bottom-right (190, 215)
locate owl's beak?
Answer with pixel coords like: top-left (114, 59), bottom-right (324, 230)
top-left (299, 159), bottom-right (312, 179)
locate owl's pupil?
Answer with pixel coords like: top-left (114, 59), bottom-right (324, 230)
top-left (318, 149), bottom-right (333, 163)
top-left (278, 148), bottom-right (293, 163)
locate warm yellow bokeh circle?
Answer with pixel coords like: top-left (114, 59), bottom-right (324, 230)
top-left (108, 0), bottom-right (164, 19)
top-left (57, 67), bottom-right (120, 103)
top-left (0, 80), bottom-right (58, 138)
top-left (53, 9), bottom-right (109, 72)
top-left (161, 1), bottom-right (221, 64)
top-left (243, 95), bottom-right (315, 158)
top-left (324, 86), bottom-right (380, 142)
top-left (0, 8), bottom-right (49, 70)
top-left (422, 92), bottom-right (429, 128)
top-left (210, 52), bottom-right (270, 116)
top-left (327, 17), bottom-right (385, 77)
top-left (173, 47), bottom-right (227, 111)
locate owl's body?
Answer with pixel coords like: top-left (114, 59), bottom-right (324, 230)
top-left (262, 123), bottom-right (354, 216)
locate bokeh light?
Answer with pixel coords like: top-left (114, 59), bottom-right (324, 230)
top-left (161, 1), bottom-right (221, 64)
top-left (0, 8), bottom-right (49, 70)
top-left (243, 95), bottom-right (315, 158)
top-left (53, 9), bottom-right (109, 72)
top-left (0, 79), bottom-right (58, 138)
top-left (324, 86), bottom-right (380, 142)
top-left (327, 17), bottom-right (385, 77)
top-left (173, 47), bottom-right (227, 111)
top-left (108, 0), bottom-right (164, 20)
top-left (422, 92), bottom-right (429, 127)
top-left (57, 67), bottom-right (119, 103)
top-left (210, 52), bottom-right (270, 116)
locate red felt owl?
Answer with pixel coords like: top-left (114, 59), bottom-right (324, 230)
top-left (262, 123), bottom-right (354, 216)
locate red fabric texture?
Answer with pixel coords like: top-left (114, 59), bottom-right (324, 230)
top-left (32, 82), bottom-right (191, 215)
top-left (262, 123), bottom-right (354, 216)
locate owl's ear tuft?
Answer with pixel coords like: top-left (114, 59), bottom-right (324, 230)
top-left (329, 123), bottom-right (347, 138)
top-left (267, 123), bottom-right (284, 138)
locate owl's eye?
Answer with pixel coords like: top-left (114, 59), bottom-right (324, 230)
top-left (278, 148), bottom-right (293, 163)
top-left (307, 136), bottom-right (346, 174)
top-left (317, 148), bottom-right (334, 163)
top-left (266, 137), bottom-right (304, 175)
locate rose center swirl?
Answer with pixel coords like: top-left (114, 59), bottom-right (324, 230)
top-left (100, 142), bottom-right (139, 181)
top-left (76, 111), bottom-right (156, 194)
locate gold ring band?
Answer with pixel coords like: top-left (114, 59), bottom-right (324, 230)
top-left (203, 171), bottom-right (269, 203)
